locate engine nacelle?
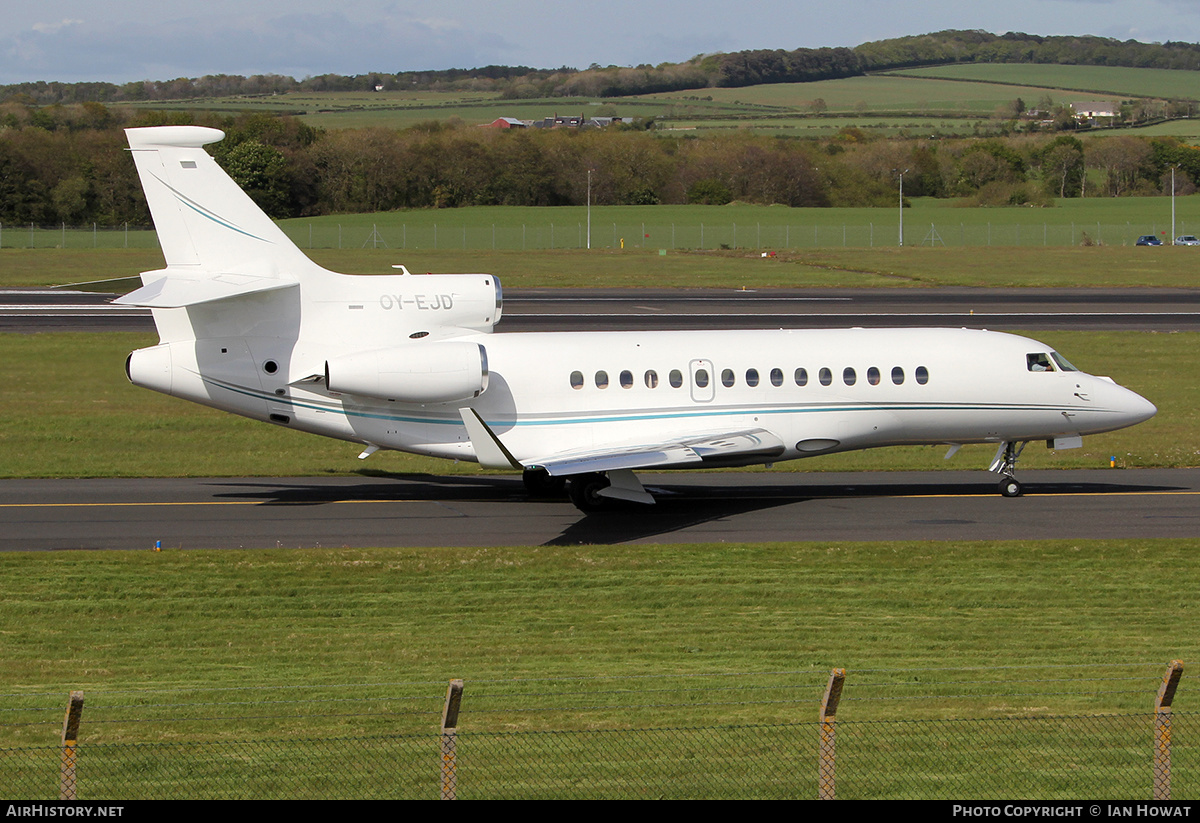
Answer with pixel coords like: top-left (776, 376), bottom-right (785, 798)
top-left (325, 341), bottom-right (488, 404)
top-left (125, 344), bottom-right (174, 395)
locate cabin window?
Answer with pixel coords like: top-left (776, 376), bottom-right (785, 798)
top-left (891, 366), bottom-right (905, 385)
top-left (916, 366), bottom-right (929, 385)
top-left (669, 369), bottom-right (683, 388)
top-left (570, 370), bottom-right (584, 390)
top-left (721, 368), bottom-right (736, 388)
top-left (746, 368), bottom-right (760, 387)
top-left (867, 366), bottom-right (881, 386)
top-left (695, 369), bottom-right (710, 388)
top-left (843, 367), bottom-right (856, 386)
top-left (595, 370), bottom-right (609, 389)
top-left (770, 368), bottom-right (784, 387)
top-left (794, 368), bottom-right (808, 387)
top-left (819, 368), bottom-right (832, 386)
top-left (1027, 353), bottom-right (1054, 372)
top-left (645, 370), bottom-right (659, 388)
top-left (619, 370), bottom-right (634, 389)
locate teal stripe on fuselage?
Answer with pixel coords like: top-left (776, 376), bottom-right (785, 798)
top-left (202, 375), bottom-right (1114, 429)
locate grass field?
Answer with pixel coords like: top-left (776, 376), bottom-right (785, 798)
top-left (0, 540), bottom-right (1194, 739)
top-left (132, 90), bottom-right (693, 131)
top-left (129, 63), bottom-right (1200, 137)
top-left (890, 64), bottom-right (1200, 103)
top-left (271, 196), bottom-right (1200, 263)
top-left (653, 74), bottom-right (1070, 116)
top-left (1, 538), bottom-right (1192, 798)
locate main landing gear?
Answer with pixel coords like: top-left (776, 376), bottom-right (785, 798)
top-left (992, 441), bottom-right (1027, 498)
top-left (567, 472), bottom-right (611, 512)
top-left (523, 467), bottom-right (649, 513)
top-left (564, 469), bottom-right (656, 513)
top-left (522, 467), bottom-right (566, 498)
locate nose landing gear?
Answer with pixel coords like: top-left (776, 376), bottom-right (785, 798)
top-left (991, 441), bottom-right (1027, 498)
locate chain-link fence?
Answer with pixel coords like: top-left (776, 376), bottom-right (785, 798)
top-left (2, 713), bottom-right (1194, 799)
top-left (0, 664), bottom-right (1192, 800)
top-left (4, 220), bottom-right (1197, 251)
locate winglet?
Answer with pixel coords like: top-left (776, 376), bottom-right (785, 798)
top-left (458, 408), bottom-right (522, 470)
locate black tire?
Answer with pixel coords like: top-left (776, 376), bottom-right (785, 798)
top-left (567, 472), bottom-right (611, 513)
top-left (523, 467), bottom-right (566, 498)
top-left (999, 478), bottom-right (1023, 498)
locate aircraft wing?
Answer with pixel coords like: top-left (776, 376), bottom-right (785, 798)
top-left (458, 409), bottom-right (786, 474)
top-left (530, 429), bottom-right (787, 476)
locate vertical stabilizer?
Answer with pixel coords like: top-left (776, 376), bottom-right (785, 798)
top-left (125, 126), bottom-right (313, 276)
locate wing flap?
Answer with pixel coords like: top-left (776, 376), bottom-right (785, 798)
top-left (530, 428), bottom-right (786, 477)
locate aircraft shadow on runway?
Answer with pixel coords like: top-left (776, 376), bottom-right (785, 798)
top-left (550, 476), bottom-right (1181, 545)
top-left (203, 473), bottom-right (1181, 547)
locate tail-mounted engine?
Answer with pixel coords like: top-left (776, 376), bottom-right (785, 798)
top-left (325, 340), bottom-right (488, 404)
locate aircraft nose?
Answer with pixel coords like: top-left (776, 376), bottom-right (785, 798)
top-left (1106, 381), bottom-right (1156, 428)
top-left (1124, 390), bottom-right (1157, 426)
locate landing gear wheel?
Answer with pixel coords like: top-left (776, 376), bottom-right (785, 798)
top-left (523, 467), bottom-right (566, 498)
top-left (567, 472), bottom-right (611, 513)
top-left (994, 441), bottom-right (1028, 498)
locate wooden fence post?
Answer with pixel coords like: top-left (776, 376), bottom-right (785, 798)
top-left (1154, 660), bottom-right (1184, 800)
top-left (59, 691), bottom-right (84, 801)
top-left (818, 668), bottom-right (846, 800)
top-left (440, 679), bottom-right (464, 800)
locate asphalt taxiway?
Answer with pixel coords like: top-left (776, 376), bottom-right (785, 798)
top-left (2, 469), bottom-right (1196, 550)
top-left (5, 286), bottom-right (1200, 332)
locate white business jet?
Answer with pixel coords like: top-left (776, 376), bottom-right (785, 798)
top-left (120, 126), bottom-right (1156, 512)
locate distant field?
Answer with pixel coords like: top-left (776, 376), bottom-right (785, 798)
top-left (651, 74), bottom-right (1070, 116)
top-left (1123, 118), bottom-right (1200, 140)
top-left (659, 115), bottom-right (988, 138)
top-left (889, 63), bottom-right (1200, 102)
top-left (129, 64), bottom-right (1200, 136)
top-left (132, 91), bottom-right (699, 131)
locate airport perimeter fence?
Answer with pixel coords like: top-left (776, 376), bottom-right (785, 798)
top-left (4, 220), bottom-right (1199, 252)
top-left (0, 662), bottom-right (1191, 800)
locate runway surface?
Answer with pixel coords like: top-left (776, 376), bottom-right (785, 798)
top-left (3, 469), bottom-right (1197, 551)
top-left (5, 286), bottom-right (1200, 332)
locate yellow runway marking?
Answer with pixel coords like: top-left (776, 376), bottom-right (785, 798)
top-left (0, 499), bottom-right (426, 508)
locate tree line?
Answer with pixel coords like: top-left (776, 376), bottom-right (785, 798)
top-left (5, 31), bottom-right (1200, 106)
top-left (1, 106), bottom-right (1198, 227)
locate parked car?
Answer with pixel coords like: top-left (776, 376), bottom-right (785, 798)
top-left (1175, 235), bottom-right (1200, 245)
top-left (1136, 235), bottom-right (1163, 246)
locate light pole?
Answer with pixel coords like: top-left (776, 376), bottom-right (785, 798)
top-left (1171, 165), bottom-right (1179, 244)
top-left (587, 169), bottom-right (593, 250)
top-left (896, 168), bottom-right (909, 246)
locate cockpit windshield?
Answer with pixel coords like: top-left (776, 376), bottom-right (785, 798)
top-left (1050, 352), bottom-right (1079, 372)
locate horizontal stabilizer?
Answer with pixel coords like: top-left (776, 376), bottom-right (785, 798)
top-left (113, 270), bottom-right (298, 308)
top-left (52, 276), bottom-right (145, 294)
